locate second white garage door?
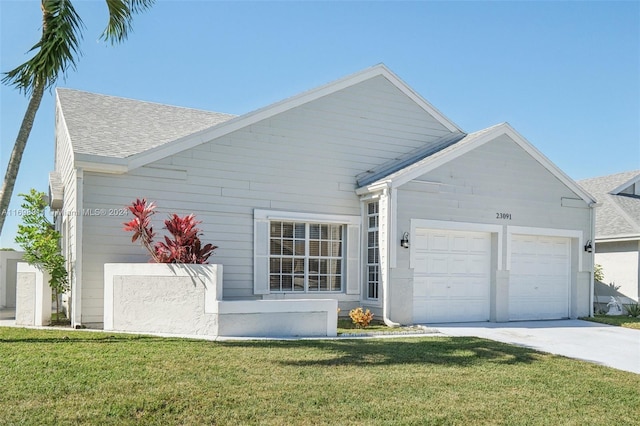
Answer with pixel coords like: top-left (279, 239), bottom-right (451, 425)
top-left (509, 234), bottom-right (570, 320)
top-left (413, 228), bottom-right (491, 323)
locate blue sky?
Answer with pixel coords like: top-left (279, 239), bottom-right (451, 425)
top-left (1, 0), bottom-right (639, 249)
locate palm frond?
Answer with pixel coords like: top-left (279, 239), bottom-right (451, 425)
top-left (2, 0), bottom-right (84, 94)
top-left (101, 0), bottom-right (155, 44)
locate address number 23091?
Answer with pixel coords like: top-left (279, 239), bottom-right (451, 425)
top-left (496, 213), bottom-right (512, 220)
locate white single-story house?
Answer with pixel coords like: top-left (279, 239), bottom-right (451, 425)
top-left (50, 64), bottom-right (597, 330)
top-left (578, 171), bottom-right (640, 303)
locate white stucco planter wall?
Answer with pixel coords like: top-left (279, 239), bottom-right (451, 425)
top-left (217, 299), bottom-right (338, 337)
top-left (104, 263), bottom-right (337, 338)
top-left (16, 262), bottom-right (51, 326)
top-left (104, 263), bottom-right (221, 335)
top-left (0, 250), bottom-right (24, 308)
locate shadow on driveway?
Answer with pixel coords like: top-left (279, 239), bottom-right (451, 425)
top-left (429, 319), bottom-right (639, 374)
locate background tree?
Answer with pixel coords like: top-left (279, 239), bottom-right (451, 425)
top-left (0, 0), bottom-right (155, 234)
top-left (15, 189), bottom-right (68, 320)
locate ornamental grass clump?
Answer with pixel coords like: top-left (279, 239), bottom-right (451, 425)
top-left (349, 307), bottom-right (374, 328)
top-left (123, 198), bottom-right (217, 264)
top-left (625, 303), bottom-right (640, 318)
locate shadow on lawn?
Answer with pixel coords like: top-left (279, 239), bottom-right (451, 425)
top-left (0, 333), bottom-right (165, 344)
top-left (221, 337), bottom-right (540, 368)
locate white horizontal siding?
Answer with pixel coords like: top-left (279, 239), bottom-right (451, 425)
top-left (398, 137), bottom-right (591, 232)
top-left (78, 74), bottom-right (456, 322)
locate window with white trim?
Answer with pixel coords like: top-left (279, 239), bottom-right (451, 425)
top-left (254, 210), bottom-right (360, 296)
top-left (269, 221), bottom-right (343, 292)
top-left (366, 202), bottom-right (380, 300)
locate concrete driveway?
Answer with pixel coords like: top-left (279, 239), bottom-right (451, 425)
top-left (432, 320), bottom-right (639, 374)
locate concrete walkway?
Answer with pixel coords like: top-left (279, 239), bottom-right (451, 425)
top-left (432, 319), bottom-right (640, 374)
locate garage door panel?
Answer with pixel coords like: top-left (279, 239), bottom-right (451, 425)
top-left (428, 256), bottom-right (450, 274)
top-left (413, 229), bottom-right (491, 324)
top-left (509, 234), bottom-right (570, 321)
top-left (451, 235), bottom-right (469, 252)
top-left (470, 236), bottom-right (490, 253)
top-left (450, 255), bottom-right (468, 273)
top-left (469, 256), bottom-right (491, 275)
top-left (430, 233), bottom-right (450, 251)
top-left (423, 278), bottom-right (450, 298)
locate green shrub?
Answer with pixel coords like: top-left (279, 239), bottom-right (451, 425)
top-left (624, 303), bottom-right (640, 318)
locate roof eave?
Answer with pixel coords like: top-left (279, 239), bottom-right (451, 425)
top-left (595, 234), bottom-right (640, 243)
top-left (75, 154), bottom-right (128, 174)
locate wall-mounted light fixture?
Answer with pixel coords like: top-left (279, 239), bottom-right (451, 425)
top-left (401, 232), bottom-right (410, 249)
top-left (584, 240), bottom-right (593, 253)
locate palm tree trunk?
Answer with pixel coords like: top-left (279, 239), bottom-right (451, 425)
top-left (0, 81), bottom-right (46, 234)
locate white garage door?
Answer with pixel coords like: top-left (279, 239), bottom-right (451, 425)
top-left (509, 235), bottom-right (570, 320)
top-left (413, 228), bottom-right (491, 323)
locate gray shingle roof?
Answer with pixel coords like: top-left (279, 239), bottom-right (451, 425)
top-left (578, 170), bottom-right (640, 239)
top-left (56, 88), bottom-right (236, 158)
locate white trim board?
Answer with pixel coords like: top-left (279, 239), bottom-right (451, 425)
top-left (254, 209), bottom-right (361, 225)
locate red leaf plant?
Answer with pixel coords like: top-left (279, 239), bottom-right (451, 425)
top-left (123, 199), bottom-right (217, 264)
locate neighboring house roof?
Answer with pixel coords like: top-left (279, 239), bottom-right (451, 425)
top-left (56, 87), bottom-right (236, 159)
top-left (357, 122), bottom-right (596, 205)
top-left (578, 170), bottom-right (640, 241)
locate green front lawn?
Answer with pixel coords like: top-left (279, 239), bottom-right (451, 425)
top-left (0, 327), bottom-right (638, 425)
top-left (582, 314), bottom-right (640, 330)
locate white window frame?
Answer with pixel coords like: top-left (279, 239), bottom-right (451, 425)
top-left (254, 209), bottom-right (361, 295)
top-left (366, 201), bottom-right (380, 300)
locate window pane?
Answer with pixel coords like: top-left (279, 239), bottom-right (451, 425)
top-left (295, 223), bottom-right (305, 238)
top-left (270, 240), bottom-right (281, 255)
top-left (294, 275), bottom-right (304, 291)
top-left (309, 224), bottom-right (320, 239)
top-left (282, 258), bottom-right (292, 274)
top-left (368, 248), bottom-right (377, 264)
top-left (331, 275), bottom-right (342, 291)
top-left (320, 224), bottom-right (328, 239)
top-left (270, 275), bottom-right (280, 291)
top-left (330, 225), bottom-right (342, 240)
top-left (308, 275), bottom-right (318, 291)
top-left (270, 258), bottom-right (281, 273)
top-left (319, 276), bottom-right (328, 291)
top-left (332, 259), bottom-right (342, 274)
top-left (282, 275), bottom-right (293, 291)
top-left (271, 222), bottom-right (282, 237)
top-left (295, 240), bottom-right (305, 256)
top-left (309, 240), bottom-right (320, 256)
top-left (282, 239), bottom-right (293, 255)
